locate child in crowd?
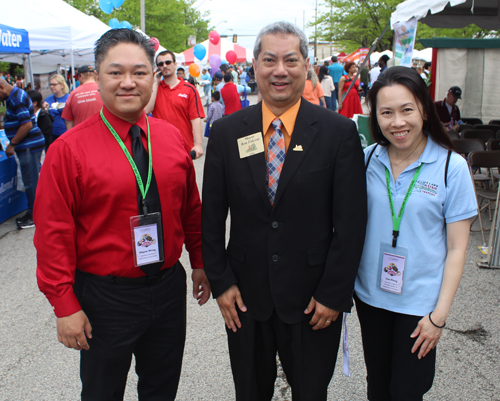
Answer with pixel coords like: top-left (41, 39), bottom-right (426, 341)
top-left (204, 91), bottom-right (224, 137)
top-left (27, 90), bottom-right (53, 152)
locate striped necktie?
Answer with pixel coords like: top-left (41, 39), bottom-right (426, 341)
top-left (267, 118), bottom-right (285, 205)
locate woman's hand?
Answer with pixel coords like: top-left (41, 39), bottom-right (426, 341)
top-left (410, 314), bottom-right (443, 359)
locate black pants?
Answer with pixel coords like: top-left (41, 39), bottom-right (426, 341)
top-left (354, 294), bottom-right (436, 401)
top-left (226, 309), bottom-right (342, 401)
top-left (74, 263), bottom-right (186, 401)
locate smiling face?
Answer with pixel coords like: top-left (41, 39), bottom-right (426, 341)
top-left (376, 84), bottom-right (426, 152)
top-left (253, 33), bottom-right (309, 115)
top-left (95, 42), bottom-right (153, 123)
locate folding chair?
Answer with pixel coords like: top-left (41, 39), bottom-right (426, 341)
top-left (461, 129), bottom-right (495, 145)
top-left (457, 124), bottom-right (474, 133)
top-left (489, 119), bottom-right (500, 125)
top-left (475, 124), bottom-right (500, 133)
top-left (447, 129), bottom-right (460, 140)
top-left (462, 117), bottom-right (483, 125)
top-left (452, 138), bottom-right (489, 186)
top-left (468, 150), bottom-right (500, 244)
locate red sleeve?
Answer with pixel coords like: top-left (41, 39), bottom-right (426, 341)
top-left (188, 84), bottom-right (205, 120)
top-left (34, 139), bottom-right (82, 317)
top-left (181, 159), bottom-right (203, 269)
top-left (61, 93), bottom-right (74, 121)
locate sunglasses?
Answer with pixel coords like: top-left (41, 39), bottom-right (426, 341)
top-left (157, 60), bottom-right (174, 67)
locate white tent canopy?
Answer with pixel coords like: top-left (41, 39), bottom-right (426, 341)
top-left (0, 0), bottom-right (110, 71)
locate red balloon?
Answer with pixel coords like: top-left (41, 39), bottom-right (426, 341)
top-left (226, 50), bottom-right (237, 65)
top-left (209, 31), bottom-right (220, 45)
top-left (150, 37), bottom-right (160, 52)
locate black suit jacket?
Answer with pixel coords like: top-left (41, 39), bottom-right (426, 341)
top-left (202, 99), bottom-right (367, 324)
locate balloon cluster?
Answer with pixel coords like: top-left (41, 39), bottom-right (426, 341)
top-left (100, 0), bottom-right (132, 29)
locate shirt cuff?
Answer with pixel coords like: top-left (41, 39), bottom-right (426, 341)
top-left (47, 290), bottom-right (82, 318)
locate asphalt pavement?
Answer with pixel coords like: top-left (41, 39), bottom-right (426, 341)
top-left (0, 94), bottom-right (499, 400)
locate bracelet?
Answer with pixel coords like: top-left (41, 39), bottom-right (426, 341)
top-left (429, 311), bottom-right (446, 328)
top-left (9, 141), bottom-right (18, 147)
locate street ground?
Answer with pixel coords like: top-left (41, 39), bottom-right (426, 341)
top-left (0, 94), bottom-right (499, 400)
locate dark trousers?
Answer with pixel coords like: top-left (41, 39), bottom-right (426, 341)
top-left (226, 309), bottom-right (342, 401)
top-left (354, 294), bottom-right (436, 401)
top-left (74, 263), bottom-right (187, 401)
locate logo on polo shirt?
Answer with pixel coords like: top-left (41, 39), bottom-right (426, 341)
top-left (414, 180), bottom-right (438, 197)
top-left (178, 94), bottom-right (188, 99)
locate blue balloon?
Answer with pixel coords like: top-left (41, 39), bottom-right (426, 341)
top-left (111, 0), bottom-right (125, 7)
top-left (99, 0), bottom-right (113, 14)
top-left (120, 21), bottom-right (132, 29)
top-left (108, 18), bottom-right (120, 29)
top-left (220, 60), bottom-right (228, 65)
top-left (193, 44), bottom-right (207, 61)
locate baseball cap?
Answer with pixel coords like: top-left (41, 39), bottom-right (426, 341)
top-left (214, 72), bottom-right (223, 80)
top-left (74, 65), bottom-right (95, 78)
top-left (449, 86), bottom-right (462, 99)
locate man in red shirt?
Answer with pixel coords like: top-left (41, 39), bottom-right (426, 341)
top-left (145, 50), bottom-right (205, 159)
top-left (220, 73), bottom-right (242, 116)
top-left (62, 65), bottom-right (103, 129)
top-left (34, 29), bottom-right (210, 400)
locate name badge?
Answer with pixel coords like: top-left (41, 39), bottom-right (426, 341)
top-left (130, 213), bottom-right (164, 267)
top-left (237, 132), bottom-right (265, 158)
top-left (378, 243), bottom-right (408, 295)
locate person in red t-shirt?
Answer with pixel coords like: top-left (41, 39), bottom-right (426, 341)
top-left (62, 65), bottom-right (103, 129)
top-left (145, 50), bottom-right (205, 159)
top-left (220, 73), bottom-right (242, 116)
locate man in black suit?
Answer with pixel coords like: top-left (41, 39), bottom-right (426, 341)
top-left (202, 21), bottom-right (367, 400)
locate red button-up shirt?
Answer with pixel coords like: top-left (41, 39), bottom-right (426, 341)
top-left (34, 107), bottom-right (202, 317)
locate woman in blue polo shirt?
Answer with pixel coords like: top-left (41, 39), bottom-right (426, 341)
top-left (355, 66), bottom-right (477, 400)
top-left (45, 74), bottom-right (69, 140)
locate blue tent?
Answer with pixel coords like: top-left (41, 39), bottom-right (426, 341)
top-left (0, 23), bottom-right (33, 84)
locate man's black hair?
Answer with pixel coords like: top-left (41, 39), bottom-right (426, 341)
top-left (224, 73), bottom-right (232, 83)
top-left (213, 91), bottom-right (220, 101)
top-left (94, 28), bottom-right (155, 72)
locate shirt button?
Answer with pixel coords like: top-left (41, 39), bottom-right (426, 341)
top-left (271, 221), bottom-right (279, 229)
top-left (272, 255), bottom-right (279, 262)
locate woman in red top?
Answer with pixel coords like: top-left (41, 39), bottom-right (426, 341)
top-left (338, 62), bottom-right (363, 118)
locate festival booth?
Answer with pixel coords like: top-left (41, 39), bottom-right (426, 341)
top-left (0, 24), bottom-right (31, 223)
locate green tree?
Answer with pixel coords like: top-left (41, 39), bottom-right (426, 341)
top-left (64, 0), bottom-right (210, 53)
top-left (312, 0), bottom-right (498, 54)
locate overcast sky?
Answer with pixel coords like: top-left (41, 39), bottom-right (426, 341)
top-left (196, 0), bottom-right (326, 54)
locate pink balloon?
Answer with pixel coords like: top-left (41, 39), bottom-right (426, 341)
top-left (150, 37), bottom-right (160, 52)
top-left (209, 31), bottom-right (220, 45)
top-left (226, 50), bottom-right (237, 65)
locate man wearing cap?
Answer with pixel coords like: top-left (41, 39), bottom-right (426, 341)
top-left (62, 65), bottom-right (103, 129)
top-left (145, 50), bottom-right (205, 159)
top-left (434, 86), bottom-right (463, 130)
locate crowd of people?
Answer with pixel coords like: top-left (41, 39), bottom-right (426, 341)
top-left (0, 20), bottom-right (478, 401)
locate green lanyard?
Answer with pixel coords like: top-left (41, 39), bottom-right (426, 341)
top-left (100, 109), bottom-right (153, 213)
top-left (385, 164), bottom-right (422, 247)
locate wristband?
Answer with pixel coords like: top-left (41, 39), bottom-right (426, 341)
top-left (9, 141), bottom-right (18, 147)
top-left (429, 311), bottom-right (446, 328)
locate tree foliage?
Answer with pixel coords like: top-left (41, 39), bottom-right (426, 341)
top-left (64, 0), bottom-right (210, 53)
top-left (312, 0), bottom-right (498, 54)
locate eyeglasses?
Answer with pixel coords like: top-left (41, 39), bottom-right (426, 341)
top-left (49, 83), bottom-right (60, 87)
top-left (157, 60), bottom-right (174, 67)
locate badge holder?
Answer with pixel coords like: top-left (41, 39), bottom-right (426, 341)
top-left (130, 213), bottom-right (164, 267)
top-left (377, 242), bottom-right (408, 295)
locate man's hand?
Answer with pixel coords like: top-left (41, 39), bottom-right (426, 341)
top-left (56, 310), bottom-right (92, 350)
top-left (192, 268), bottom-right (211, 306)
top-left (304, 297), bottom-right (340, 330)
top-left (216, 284), bottom-right (247, 332)
top-left (5, 144), bottom-right (15, 157)
top-left (192, 144), bottom-right (204, 159)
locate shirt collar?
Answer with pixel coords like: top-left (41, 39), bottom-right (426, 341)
top-left (101, 106), bottom-right (148, 141)
top-left (262, 98), bottom-right (301, 136)
top-left (160, 77), bottom-right (183, 90)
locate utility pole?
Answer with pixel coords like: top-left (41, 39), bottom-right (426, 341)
top-left (140, 0), bottom-right (145, 32)
top-left (314, 0), bottom-right (317, 62)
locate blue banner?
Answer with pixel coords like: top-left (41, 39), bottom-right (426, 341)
top-left (0, 24), bottom-right (30, 54)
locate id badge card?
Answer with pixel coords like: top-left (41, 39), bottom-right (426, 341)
top-left (130, 213), bottom-right (164, 267)
top-left (377, 242), bottom-right (408, 295)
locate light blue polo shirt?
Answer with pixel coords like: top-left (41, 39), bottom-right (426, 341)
top-left (355, 137), bottom-right (477, 316)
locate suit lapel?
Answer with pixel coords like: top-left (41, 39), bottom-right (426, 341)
top-left (273, 100), bottom-right (318, 208)
top-left (242, 104), bottom-right (272, 211)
